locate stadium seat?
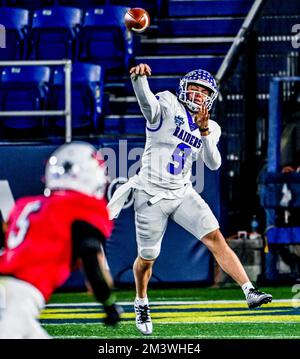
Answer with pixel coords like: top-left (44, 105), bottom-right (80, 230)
top-left (0, 66), bottom-right (50, 132)
top-left (257, 15), bottom-right (300, 36)
top-left (135, 55), bottom-right (223, 75)
top-left (4, 0), bottom-right (54, 9)
top-left (103, 115), bottom-right (145, 135)
top-left (138, 38), bottom-right (232, 56)
top-left (58, 0), bottom-right (106, 8)
top-left (263, 0), bottom-right (300, 16)
top-left (109, 0), bottom-right (159, 15)
top-left (48, 62), bottom-right (104, 132)
top-left (0, 8), bottom-right (29, 60)
top-left (168, 0), bottom-right (253, 17)
top-left (29, 7), bottom-right (82, 60)
top-left (257, 54), bottom-right (288, 74)
top-left (158, 18), bottom-right (243, 37)
top-left (144, 76), bottom-right (178, 94)
top-left (79, 5), bottom-right (133, 72)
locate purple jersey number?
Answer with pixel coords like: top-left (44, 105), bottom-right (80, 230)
top-left (167, 142), bottom-right (192, 175)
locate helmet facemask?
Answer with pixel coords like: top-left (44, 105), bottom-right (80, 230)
top-left (177, 69), bottom-right (218, 113)
top-left (188, 87), bottom-right (217, 112)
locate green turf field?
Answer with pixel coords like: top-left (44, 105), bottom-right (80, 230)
top-left (42, 286), bottom-right (300, 339)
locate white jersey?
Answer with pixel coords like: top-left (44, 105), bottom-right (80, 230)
top-left (132, 75), bottom-right (222, 191)
top-left (107, 75), bottom-right (222, 219)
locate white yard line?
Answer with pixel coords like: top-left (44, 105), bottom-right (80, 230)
top-left (55, 334), bottom-right (300, 339)
top-left (43, 321), bottom-right (300, 326)
top-left (46, 299), bottom-right (293, 307)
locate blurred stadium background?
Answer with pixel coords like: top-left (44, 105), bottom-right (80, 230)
top-left (0, 0), bottom-right (299, 338)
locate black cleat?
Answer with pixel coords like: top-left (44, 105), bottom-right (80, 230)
top-left (103, 303), bottom-right (123, 326)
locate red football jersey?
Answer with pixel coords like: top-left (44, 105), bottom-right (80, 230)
top-left (0, 190), bottom-right (113, 301)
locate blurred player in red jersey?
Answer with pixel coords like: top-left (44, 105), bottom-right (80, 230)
top-left (0, 142), bottom-right (122, 339)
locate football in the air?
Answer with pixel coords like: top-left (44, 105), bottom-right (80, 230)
top-left (124, 8), bottom-right (150, 33)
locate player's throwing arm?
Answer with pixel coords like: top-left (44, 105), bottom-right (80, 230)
top-left (130, 63), bottom-right (152, 77)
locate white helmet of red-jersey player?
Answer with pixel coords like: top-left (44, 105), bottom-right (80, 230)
top-left (45, 141), bottom-right (107, 198)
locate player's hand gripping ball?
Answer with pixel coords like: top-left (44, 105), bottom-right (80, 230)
top-left (124, 8), bottom-right (150, 33)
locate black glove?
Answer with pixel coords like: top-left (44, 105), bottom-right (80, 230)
top-left (103, 303), bottom-right (123, 326)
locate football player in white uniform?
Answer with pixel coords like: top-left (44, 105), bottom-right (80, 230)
top-left (108, 63), bottom-right (272, 335)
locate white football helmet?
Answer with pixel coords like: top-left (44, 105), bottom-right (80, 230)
top-left (177, 69), bottom-right (218, 112)
top-left (45, 142), bottom-right (107, 198)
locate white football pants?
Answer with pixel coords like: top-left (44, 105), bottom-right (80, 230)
top-left (134, 186), bottom-right (219, 260)
top-left (0, 276), bottom-right (50, 339)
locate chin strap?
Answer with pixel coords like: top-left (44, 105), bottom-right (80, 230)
top-left (180, 91), bottom-right (213, 112)
top-left (186, 100), bottom-right (200, 113)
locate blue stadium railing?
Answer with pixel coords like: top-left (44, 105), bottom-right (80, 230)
top-left (258, 77), bottom-right (300, 245)
top-left (0, 60), bottom-right (72, 141)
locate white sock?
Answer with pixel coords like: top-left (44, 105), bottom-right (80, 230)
top-left (135, 296), bottom-right (149, 306)
top-left (241, 281), bottom-right (254, 297)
